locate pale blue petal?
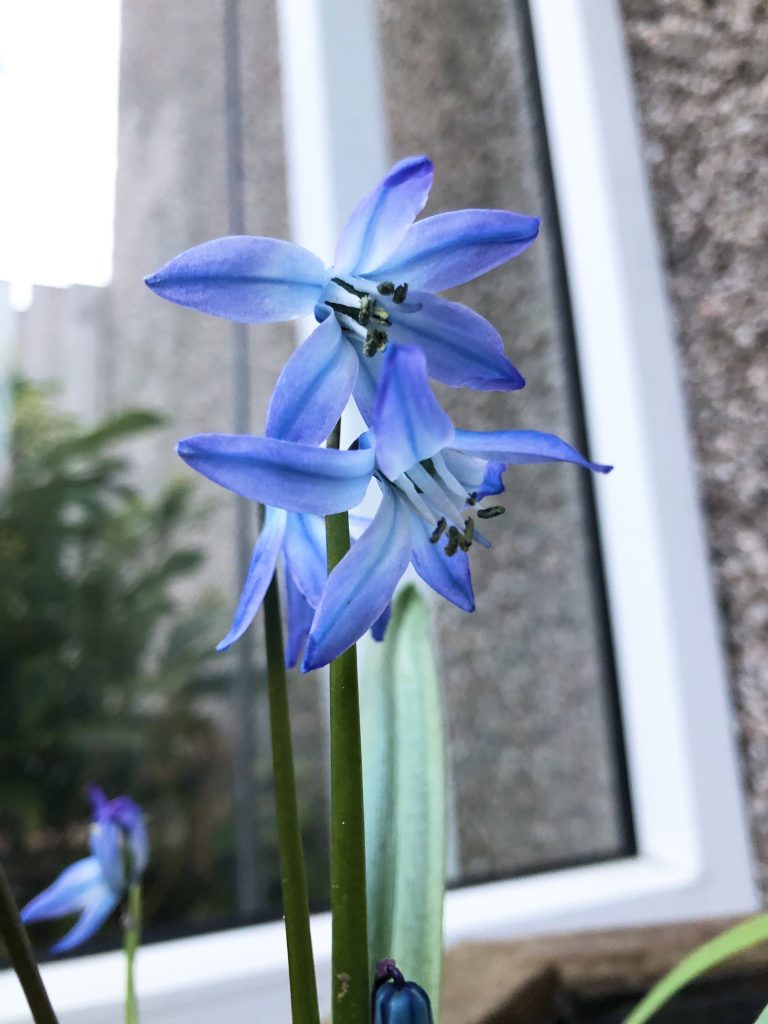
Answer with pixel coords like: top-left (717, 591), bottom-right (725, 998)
top-left (388, 292), bottom-right (524, 391)
top-left (284, 568), bottom-right (315, 669)
top-left (373, 209), bottom-right (540, 292)
top-left (50, 883), bottom-right (119, 954)
top-left (373, 345), bottom-right (454, 481)
top-left (410, 513), bottom-right (475, 612)
top-left (217, 507), bottom-right (287, 651)
top-left (177, 434), bottom-right (375, 514)
top-left (89, 819), bottom-right (124, 892)
top-left (302, 487), bottom-right (412, 670)
top-left (334, 156), bottom-right (434, 275)
top-left (145, 236), bottom-right (325, 323)
top-left (21, 858), bottom-right (104, 923)
top-left (370, 603), bottom-right (392, 642)
top-left (350, 336), bottom-right (384, 424)
top-left (283, 512), bottom-right (326, 607)
top-left (441, 450), bottom-right (506, 498)
top-left (266, 317), bottom-right (358, 444)
top-left (454, 429), bottom-right (612, 472)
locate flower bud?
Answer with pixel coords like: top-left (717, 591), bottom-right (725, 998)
top-left (372, 959), bottom-right (434, 1024)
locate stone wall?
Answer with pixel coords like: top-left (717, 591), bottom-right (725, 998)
top-left (621, 0), bottom-right (768, 894)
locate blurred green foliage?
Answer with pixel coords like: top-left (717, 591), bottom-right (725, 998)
top-left (0, 381), bottom-right (238, 943)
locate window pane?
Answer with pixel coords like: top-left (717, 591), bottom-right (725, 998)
top-left (0, 0), bottom-right (631, 955)
top-left (373, 0), bottom-right (631, 881)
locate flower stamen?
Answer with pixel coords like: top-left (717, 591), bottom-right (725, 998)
top-left (477, 505), bottom-right (505, 519)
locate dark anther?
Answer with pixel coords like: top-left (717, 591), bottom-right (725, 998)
top-left (463, 517), bottom-right (475, 543)
top-left (358, 295), bottom-right (374, 326)
top-left (377, 281), bottom-right (396, 296)
top-left (371, 306), bottom-right (392, 325)
top-left (393, 283), bottom-right (409, 304)
top-left (466, 492), bottom-right (478, 506)
top-left (444, 526), bottom-right (461, 557)
top-left (363, 328), bottom-right (389, 357)
top-left (429, 517), bottom-right (446, 543)
top-left (477, 505), bottom-right (505, 519)
top-left (331, 276), bottom-right (367, 299)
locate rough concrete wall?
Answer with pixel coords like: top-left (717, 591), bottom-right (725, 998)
top-left (621, 0), bottom-right (768, 893)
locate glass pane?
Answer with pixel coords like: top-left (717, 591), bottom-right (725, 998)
top-left (0, 0), bottom-right (631, 954)
top-left (373, 0), bottom-right (631, 882)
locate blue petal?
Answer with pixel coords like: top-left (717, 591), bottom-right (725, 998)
top-left (370, 603), bottom-right (392, 642)
top-left (373, 209), bottom-right (540, 292)
top-left (217, 507), bottom-right (287, 651)
top-left (145, 236), bottom-right (325, 323)
top-left (477, 461), bottom-right (506, 498)
top-left (21, 858), bottom-right (105, 923)
top-left (284, 567), bottom-right (315, 669)
top-left (177, 434), bottom-right (375, 514)
top-left (334, 156), bottom-right (434, 275)
top-left (453, 429), bottom-right (612, 472)
top-left (283, 512), bottom-right (326, 607)
top-left (99, 797), bottom-right (149, 880)
top-left (302, 487), bottom-right (412, 670)
top-left (266, 317), bottom-right (358, 444)
top-left (50, 882), bottom-right (119, 954)
top-left (410, 513), bottom-right (475, 612)
top-left (373, 345), bottom-right (454, 481)
top-left (89, 819), bottom-right (125, 892)
top-left (350, 335), bottom-right (384, 424)
top-left (388, 291), bottom-right (524, 391)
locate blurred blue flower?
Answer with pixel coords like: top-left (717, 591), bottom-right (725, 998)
top-left (146, 156), bottom-right (538, 445)
top-left (373, 959), bottom-right (434, 1024)
top-left (21, 787), bottom-right (148, 954)
top-left (176, 344), bottom-right (611, 671)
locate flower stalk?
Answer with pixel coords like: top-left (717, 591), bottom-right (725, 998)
top-left (325, 420), bottom-right (370, 1024)
top-left (123, 882), bottom-right (141, 1024)
top-left (262, 574), bottom-right (321, 1024)
top-left (0, 860), bottom-right (58, 1024)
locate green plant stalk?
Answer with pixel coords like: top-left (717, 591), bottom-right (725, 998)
top-left (123, 883), bottom-right (142, 1024)
top-left (262, 574), bottom-right (321, 1024)
top-left (0, 860), bottom-right (58, 1024)
top-left (325, 420), bottom-right (370, 1024)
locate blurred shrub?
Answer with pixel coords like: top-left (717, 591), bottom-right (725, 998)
top-left (0, 381), bottom-right (238, 941)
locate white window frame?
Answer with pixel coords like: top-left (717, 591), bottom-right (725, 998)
top-left (0, 0), bottom-right (757, 1020)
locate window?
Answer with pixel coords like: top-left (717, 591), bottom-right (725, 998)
top-left (0, 1), bottom-right (756, 1021)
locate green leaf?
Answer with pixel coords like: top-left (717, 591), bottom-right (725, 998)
top-left (360, 585), bottom-right (445, 1017)
top-left (623, 915), bottom-right (768, 1024)
top-left (755, 1006), bottom-right (768, 1024)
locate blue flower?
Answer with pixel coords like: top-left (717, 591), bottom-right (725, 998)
top-left (176, 344), bottom-right (611, 671)
top-left (21, 787), bottom-right (148, 954)
top-left (145, 156), bottom-right (539, 445)
top-left (373, 960), bottom-right (434, 1024)
top-left (218, 505), bottom-right (390, 663)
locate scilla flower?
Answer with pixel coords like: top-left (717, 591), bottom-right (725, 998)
top-left (373, 959), bottom-right (434, 1024)
top-left (145, 155), bottom-right (538, 443)
top-left (21, 787), bottom-right (148, 953)
top-left (219, 505), bottom-right (390, 663)
top-left (176, 344), bottom-right (610, 671)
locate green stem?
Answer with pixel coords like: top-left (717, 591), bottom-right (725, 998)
top-left (325, 420), bottom-right (370, 1024)
top-left (0, 860), bottom-right (58, 1024)
top-left (123, 883), bottom-right (141, 1024)
top-left (263, 575), bottom-right (321, 1024)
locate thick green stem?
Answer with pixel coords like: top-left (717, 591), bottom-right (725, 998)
top-left (325, 420), bottom-right (370, 1024)
top-left (123, 883), bottom-right (141, 1024)
top-left (263, 575), bottom-right (321, 1024)
top-left (0, 860), bottom-right (58, 1024)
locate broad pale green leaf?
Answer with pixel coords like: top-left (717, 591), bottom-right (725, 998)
top-left (360, 585), bottom-right (445, 1018)
top-left (755, 1005), bottom-right (768, 1024)
top-left (623, 914), bottom-right (768, 1024)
